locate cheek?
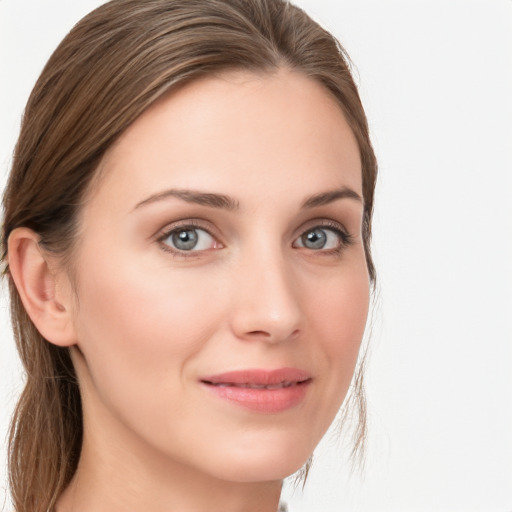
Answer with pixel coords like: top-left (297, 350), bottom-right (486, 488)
top-left (319, 281), bottom-right (368, 352)
top-left (71, 249), bottom-right (224, 411)
top-left (306, 261), bottom-right (370, 408)
top-left (310, 260), bottom-right (369, 353)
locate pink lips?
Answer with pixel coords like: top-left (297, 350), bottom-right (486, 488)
top-left (200, 368), bottom-right (312, 413)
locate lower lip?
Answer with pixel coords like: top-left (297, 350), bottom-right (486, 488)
top-left (202, 381), bottom-right (311, 413)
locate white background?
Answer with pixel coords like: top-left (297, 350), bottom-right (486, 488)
top-left (1, 1), bottom-right (511, 511)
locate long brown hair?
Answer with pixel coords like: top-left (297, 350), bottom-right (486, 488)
top-left (1, 0), bottom-right (377, 510)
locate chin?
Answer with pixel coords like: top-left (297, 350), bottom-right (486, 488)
top-left (194, 432), bottom-right (316, 483)
top-left (213, 457), bottom-right (310, 483)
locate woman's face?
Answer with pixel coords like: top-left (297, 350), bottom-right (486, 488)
top-left (67, 68), bottom-right (369, 482)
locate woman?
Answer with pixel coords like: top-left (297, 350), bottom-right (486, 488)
top-left (1, 0), bottom-right (377, 511)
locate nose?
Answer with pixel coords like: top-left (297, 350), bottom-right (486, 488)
top-left (229, 248), bottom-right (303, 344)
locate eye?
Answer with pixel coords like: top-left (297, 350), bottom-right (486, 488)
top-left (159, 225), bottom-right (221, 253)
top-left (293, 224), bottom-right (352, 252)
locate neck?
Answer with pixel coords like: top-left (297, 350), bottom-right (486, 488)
top-left (58, 462), bottom-right (282, 512)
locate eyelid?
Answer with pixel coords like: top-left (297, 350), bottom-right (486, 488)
top-left (155, 219), bottom-right (223, 257)
top-left (293, 219), bottom-right (354, 252)
top-left (153, 217), bottom-right (354, 258)
top-left (295, 218), bottom-right (350, 238)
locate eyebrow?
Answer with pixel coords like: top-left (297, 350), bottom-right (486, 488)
top-left (301, 187), bottom-right (363, 208)
top-left (132, 186), bottom-right (362, 212)
top-left (133, 189), bottom-right (240, 211)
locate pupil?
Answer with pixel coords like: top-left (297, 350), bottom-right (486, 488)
top-left (303, 229), bottom-right (326, 249)
top-left (172, 229), bottom-right (198, 250)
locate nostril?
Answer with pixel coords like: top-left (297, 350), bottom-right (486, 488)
top-left (247, 330), bottom-right (271, 337)
top-left (245, 328), bottom-right (300, 342)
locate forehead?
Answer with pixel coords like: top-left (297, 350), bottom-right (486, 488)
top-left (89, 68), bottom-right (362, 210)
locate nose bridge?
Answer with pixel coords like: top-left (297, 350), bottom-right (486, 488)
top-left (230, 237), bottom-right (302, 342)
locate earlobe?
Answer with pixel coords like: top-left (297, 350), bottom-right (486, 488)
top-left (7, 227), bottom-right (76, 347)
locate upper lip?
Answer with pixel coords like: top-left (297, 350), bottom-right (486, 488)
top-left (200, 368), bottom-right (312, 386)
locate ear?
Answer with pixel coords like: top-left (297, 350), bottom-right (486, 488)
top-left (7, 227), bottom-right (77, 347)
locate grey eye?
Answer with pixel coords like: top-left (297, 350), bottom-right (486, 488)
top-left (294, 227), bottom-right (345, 251)
top-left (301, 228), bottom-right (327, 249)
top-left (162, 227), bottom-right (216, 252)
top-left (172, 229), bottom-right (199, 250)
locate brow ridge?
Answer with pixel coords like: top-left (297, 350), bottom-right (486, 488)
top-left (133, 189), bottom-right (239, 211)
top-left (133, 186), bottom-right (361, 212)
top-left (301, 187), bottom-right (363, 208)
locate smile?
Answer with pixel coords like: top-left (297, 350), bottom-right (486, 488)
top-left (208, 381), bottom-right (297, 389)
top-left (200, 368), bottom-right (312, 413)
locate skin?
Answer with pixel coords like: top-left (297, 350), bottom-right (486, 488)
top-left (10, 68), bottom-right (370, 512)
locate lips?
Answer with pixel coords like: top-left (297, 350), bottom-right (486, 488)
top-left (209, 381), bottom-right (296, 390)
top-left (200, 368), bottom-right (312, 413)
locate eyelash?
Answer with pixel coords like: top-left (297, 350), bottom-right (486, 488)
top-left (295, 220), bottom-right (354, 256)
top-left (156, 219), bottom-right (354, 258)
top-left (157, 220), bottom-right (218, 258)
